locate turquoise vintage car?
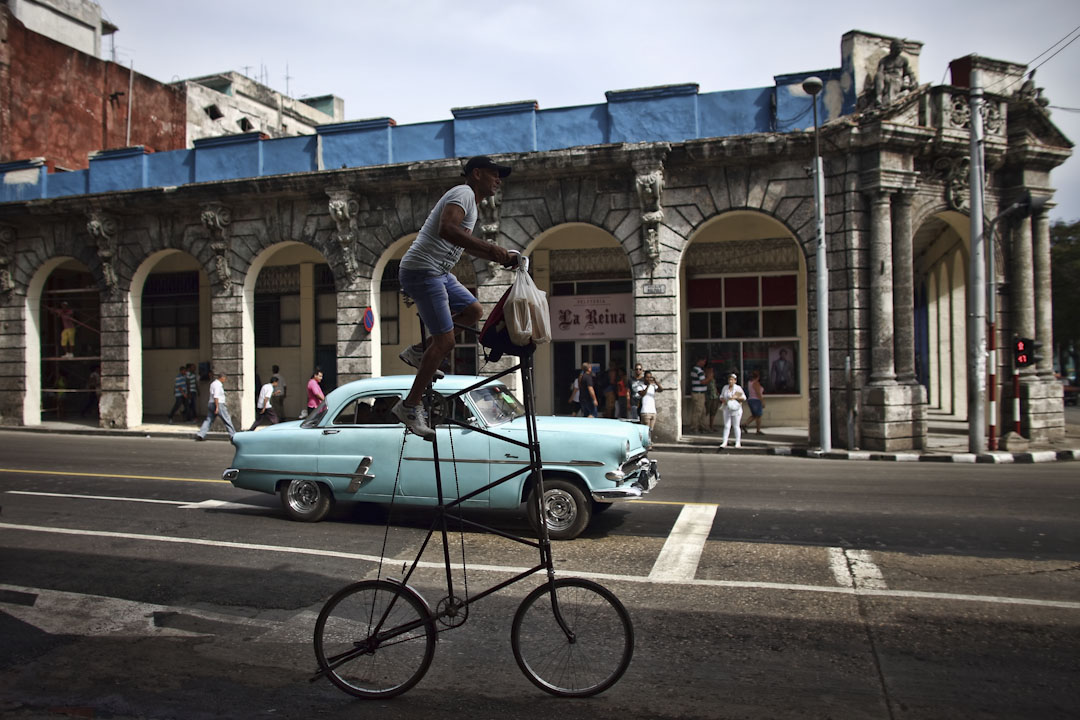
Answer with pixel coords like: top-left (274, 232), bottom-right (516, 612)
top-left (223, 375), bottom-right (659, 540)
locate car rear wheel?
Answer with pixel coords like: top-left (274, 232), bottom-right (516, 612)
top-left (527, 478), bottom-right (591, 541)
top-left (280, 478), bottom-right (332, 522)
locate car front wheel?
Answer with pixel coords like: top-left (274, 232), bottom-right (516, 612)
top-left (280, 478), bottom-right (332, 522)
top-left (527, 478), bottom-right (591, 541)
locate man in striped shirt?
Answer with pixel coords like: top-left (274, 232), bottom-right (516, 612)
top-left (167, 366), bottom-right (189, 424)
top-left (689, 356), bottom-right (708, 433)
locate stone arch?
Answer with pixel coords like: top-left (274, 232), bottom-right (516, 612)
top-left (371, 233), bottom-right (486, 381)
top-left (23, 256), bottom-right (100, 425)
top-left (128, 249), bottom-right (209, 426)
top-left (913, 209), bottom-right (971, 418)
top-left (679, 209), bottom-right (809, 438)
top-left (520, 222), bottom-right (634, 416)
top-left (241, 240), bottom-right (335, 426)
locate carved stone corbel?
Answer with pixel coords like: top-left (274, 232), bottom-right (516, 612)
top-left (86, 211), bottom-right (119, 290)
top-left (200, 203), bottom-right (232, 291)
top-left (0, 225), bottom-right (15, 296)
top-left (327, 189), bottom-right (360, 278)
top-left (932, 157), bottom-right (970, 212)
top-left (634, 165), bottom-right (665, 272)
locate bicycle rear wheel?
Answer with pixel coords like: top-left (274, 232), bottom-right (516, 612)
top-left (511, 578), bottom-right (633, 697)
top-left (314, 579), bottom-right (436, 699)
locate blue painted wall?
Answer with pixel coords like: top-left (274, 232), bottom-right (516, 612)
top-left (3, 69), bottom-right (857, 203)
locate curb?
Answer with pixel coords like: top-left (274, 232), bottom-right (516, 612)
top-left (5, 425), bottom-right (1077, 461)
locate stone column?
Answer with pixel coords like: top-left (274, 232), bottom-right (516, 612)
top-left (209, 289), bottom-right (245, 429)
top-left (1010, 215), bottom-right (1036, 377)
top-left (869, 191), bottom-right (896, 384)
top-left (1032, 209), bottom-right (1053, 379)
top-left (891, 192), bottom-right (916, 383)
top-left (98, 294), bottom-right (130, 428)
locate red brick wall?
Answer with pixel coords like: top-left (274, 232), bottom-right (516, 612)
top-left (0, 6), bottom-right (187, 171)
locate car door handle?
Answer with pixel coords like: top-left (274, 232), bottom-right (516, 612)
top-left (322, 429), bottom-right (340, 435)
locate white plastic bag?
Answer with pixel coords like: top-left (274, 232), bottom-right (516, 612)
top-left (505, 262), bottom-right (551, 346)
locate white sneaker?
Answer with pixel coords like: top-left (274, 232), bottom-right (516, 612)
top-left (735, 443), bottom-right (742, 449)
top-left (392, 399), bottom-right (435, 440)
top-left (399, 343), bottom-right (424, 369)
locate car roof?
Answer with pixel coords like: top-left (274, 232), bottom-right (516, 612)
top-left (325, 374), bottom-right (502, 401)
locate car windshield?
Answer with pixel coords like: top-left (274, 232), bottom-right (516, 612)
top-left (468, 384), bottom-right (525, 426)
top-left (300, 401), bottom-right (329, 428)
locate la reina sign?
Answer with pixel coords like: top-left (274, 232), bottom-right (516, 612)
top-left (550, 293), bottom-right (634, 340)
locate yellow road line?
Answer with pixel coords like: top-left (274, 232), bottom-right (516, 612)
top-left (0, 468), bottom-right (227, 484)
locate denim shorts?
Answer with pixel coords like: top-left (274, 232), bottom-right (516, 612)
top-left (398, 268), bottom-right (478, 335)
top-left (747, 398), bottom-right (763, 417)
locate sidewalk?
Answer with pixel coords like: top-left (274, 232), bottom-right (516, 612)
top-left (655, 408), bottom-right (1080, 463)
top-left (6, 410), bottom-right (1080, 463)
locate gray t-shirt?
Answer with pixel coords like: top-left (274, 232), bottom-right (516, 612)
top-left (400, 184), bottom-right (478, 275)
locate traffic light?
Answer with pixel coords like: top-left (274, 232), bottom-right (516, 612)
top-left (1013, 336), bottom-right (1043, 367)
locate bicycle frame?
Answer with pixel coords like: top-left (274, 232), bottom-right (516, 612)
top-left (310, 345), bottom-right (575, 688)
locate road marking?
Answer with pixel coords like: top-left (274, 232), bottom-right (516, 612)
top-left (5, 491), bottom-right (267, 512)
top-left (0, 467), bottom-right (226, 484)
top-left (648, 504), bottom-right (718, 581)
top-left (828, 547), bottom-right (887, 590)
top-left (7, 521), bottom-right (1074, 610)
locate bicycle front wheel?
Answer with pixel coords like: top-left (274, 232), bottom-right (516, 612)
top-left (314, 579), bottom-right (436, 699)
top-left (511, 578), bottom-right (633, 697)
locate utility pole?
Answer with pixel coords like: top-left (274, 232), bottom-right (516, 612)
top-left (967, 69), bottom-right (987, 453)
top-left (803, 76), bottom-right (831, 453)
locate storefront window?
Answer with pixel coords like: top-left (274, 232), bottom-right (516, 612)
top-left (685, 273), bottom-right (799, 395)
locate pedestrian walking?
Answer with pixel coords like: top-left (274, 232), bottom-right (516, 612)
top-left (629, 363), bottom-right (645, 421)
top-left (638, 371), bottom-right (664, 431)
top-left (302, 368), bottom-right (325, 419)
top-left (270, 363), bottom-right (286, 420)
top-left (615, 367), bottom-right (630, 419)
top-left (689, 356), bottom-right (708, 433)
top-left (719, 373), bottom-right (746, 449)
top-left (167, 365), bottom-right (189, 423)
top-left (567, 374), bottom-right (580, 415)
top-left (184, 363), bottom-right (199, 421)
top-left (393, 155), bottom-right (518, 439)
top-left (195, 370), bottom-right (236, 440)
top-left (747, 369), bottom-right (766, 434)
top-left (249, 376), bottom-right (280, 430)
top-left (705, 366), bottom-right (721, 431)
top-left (577, 362), bottom-right (600, 418)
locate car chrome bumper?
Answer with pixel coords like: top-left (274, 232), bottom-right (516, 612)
top-left (593, 458), bottom-right (659, 502)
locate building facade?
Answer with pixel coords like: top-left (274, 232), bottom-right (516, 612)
top-left (0, 30), bottom-right (1071, 448)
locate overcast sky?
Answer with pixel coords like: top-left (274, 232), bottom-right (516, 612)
top-left (100, 0), bottom-right (1080, 222)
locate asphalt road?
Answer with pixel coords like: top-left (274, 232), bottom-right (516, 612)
top-left (1, 431), bottom-right (1078, 719)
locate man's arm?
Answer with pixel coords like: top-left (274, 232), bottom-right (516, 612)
top-left (439, 204), bottom-right (515, 266)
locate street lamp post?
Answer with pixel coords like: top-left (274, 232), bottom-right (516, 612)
top-left (803, 76), bottom-right (831, 453)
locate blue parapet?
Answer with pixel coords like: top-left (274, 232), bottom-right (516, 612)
top-left (88, 146), bottom-right (148, 193)
top-left (698, 87), bottom-right (774, 138)
top-left (263, 134), bottom-right (318, 175)
top-left (48, 169), bottom-right (88, 197)
top-left (147, 148), bottom-right (195, 187)
top-left (773, 69), bottom-right (844, 132)
top-left (606, 84), bottom-right (700, 144)
top-left (452, 101), bottom-right (538, 158)
top-left (0, 159), bottom-right (47, 203)
top-left (537, 103), bottom-right (608, 151)
top-left (392, 120), bottom-right (454, 164)
top-left (318, 118), bottom-right (394, 170)
top-left (194, 132), bottom-right (265, 183)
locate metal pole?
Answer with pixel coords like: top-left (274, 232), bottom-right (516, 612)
top-left (803, 78), bottom-right (831, 453)
top-left (987, 215), bottom-right (998, 451)
top-left (125, 60), bottom-right (134, 147)
top-left (967, 70), bottom-right (986, 453)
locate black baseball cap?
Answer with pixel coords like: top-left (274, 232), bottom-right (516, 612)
top-left (463, 156), bottom-right (511, 178)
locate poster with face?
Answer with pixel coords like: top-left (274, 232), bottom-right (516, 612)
top-left (768, 343), bottom-right (796, 394)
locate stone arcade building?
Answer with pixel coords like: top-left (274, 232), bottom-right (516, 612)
top-left (0, 31), bottom-right (1071, 448)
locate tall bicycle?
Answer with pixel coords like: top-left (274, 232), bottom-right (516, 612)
top-left (310, 326), bottom-right (634, 699)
